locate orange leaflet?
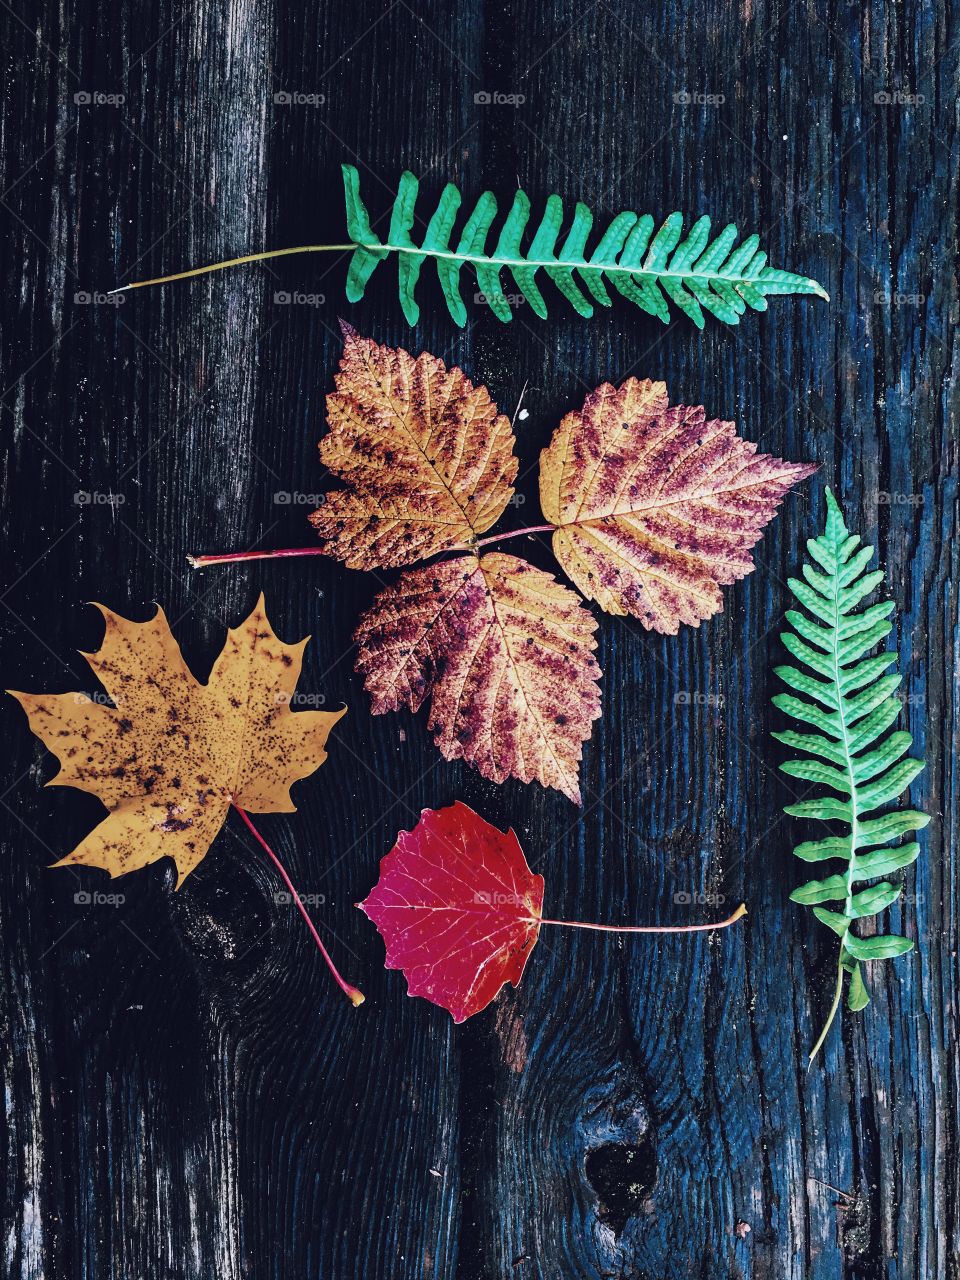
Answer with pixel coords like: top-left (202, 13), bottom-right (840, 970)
top-left (540, 377), bottom-right (817, 633)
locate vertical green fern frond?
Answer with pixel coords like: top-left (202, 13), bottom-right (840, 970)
top-left (342, 165), bottom-right (829, 328)
top-left (772, 488), bottom-right (929, 1062)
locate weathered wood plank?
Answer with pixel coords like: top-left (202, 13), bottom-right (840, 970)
top-left (1, 0), bottom-right (957, 1278)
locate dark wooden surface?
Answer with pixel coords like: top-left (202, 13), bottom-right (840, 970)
top-left (1, 1), bottom-right (958, 1277)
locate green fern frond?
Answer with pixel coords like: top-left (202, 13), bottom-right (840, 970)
top-left (342, 165), bottom-right (829, 328)
top-left (772, 487), bottom-right (929, 1062)
top-left (109, 164), bottom-right (830, 324)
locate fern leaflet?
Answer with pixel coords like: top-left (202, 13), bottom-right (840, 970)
top-left (772, 488), bottom-right (929, 1061)
top-left (343, 165), bottom-right (828, 327)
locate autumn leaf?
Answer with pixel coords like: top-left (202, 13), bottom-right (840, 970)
top-left (9, 595), bottom-right (363, 1003)
top-left (10, 595), bottom-right (343, 886)
top-left (359, 802), bottom-right (746, 1022)
top-left (358, 802), bottom-right (544, 1022)
top-left (189, 333), bottom-right (814, 802)
top-left (353, 553), bottom-right (601, 804)
top-left (307, 322), bottom-right (518, 569)
top-left (539, 377), bottom-right (816, 633)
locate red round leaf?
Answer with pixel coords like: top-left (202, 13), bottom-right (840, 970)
top-left (358, 802), bottom-right (544, 1022)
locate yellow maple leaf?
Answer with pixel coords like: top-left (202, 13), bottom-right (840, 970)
top-left (9, 595), bottom-right (344, 889)
top-left (308, 323), bottom-right (518, 568)
top-left (540, 377), bottom-right (816, 633)
top-left (353, 552), bottom-right (601, 804)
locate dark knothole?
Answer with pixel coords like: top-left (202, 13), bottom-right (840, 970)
top-left (585, 1141), bottom-right (658, 1236)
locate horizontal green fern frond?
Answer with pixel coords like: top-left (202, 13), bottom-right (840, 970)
top-left (109, 164), bottom-right (830, 327)
top-left (342, 165), bottom-right (829, 328)
top-left (772, 487), bottom-right (929, 1062)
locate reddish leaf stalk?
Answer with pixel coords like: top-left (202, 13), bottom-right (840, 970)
top-left (231, 804), bottom-right (364, 1007)
top-left (535, 903), bottom-right (747, 932)
top-left (471, 525), bottom-right (555, 549)
top-left (189, 526), bottom-right (557, 570)
top-left (189, 547), bottom-right (329, 569)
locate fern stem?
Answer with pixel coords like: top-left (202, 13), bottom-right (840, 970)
top-left (380, 243), bottom-right (796, 287)
top-left (810, 524), bottom-right (861, 1063)
top-left (108, 245), bottom-right (358, 293)
top-left (808, 950), bottom-right (845, 1065)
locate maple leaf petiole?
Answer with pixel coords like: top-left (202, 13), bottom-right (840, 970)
top-left (535, 902), bottom-right (747, 933)
top-left (231, 804), bottom-right (365, 1008)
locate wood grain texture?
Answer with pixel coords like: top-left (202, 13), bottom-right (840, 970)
top-left (1, 1), bottom-right (957, 1277)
